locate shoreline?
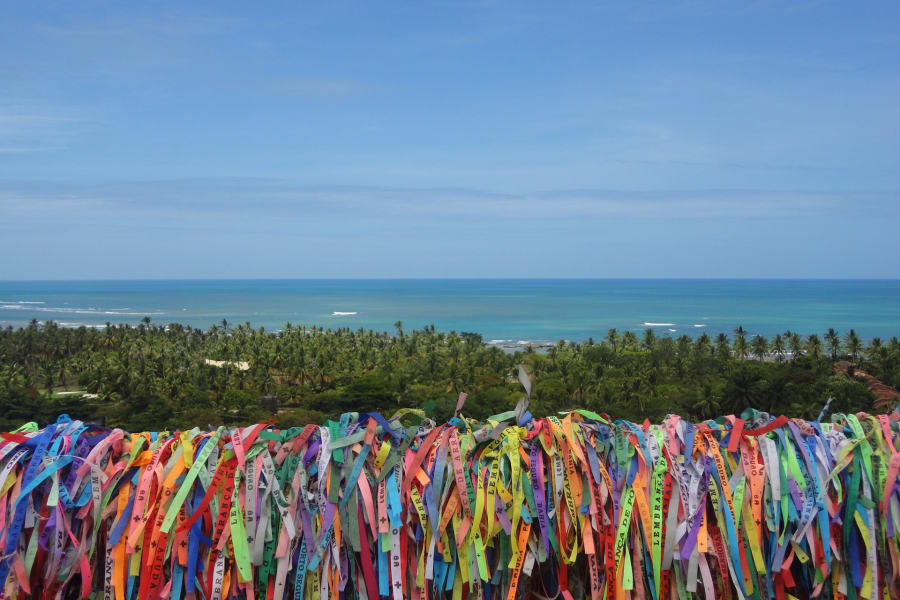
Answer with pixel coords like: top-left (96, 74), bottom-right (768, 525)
top-left (4, 319), bottom-right (898, 355)
top-left (3, 279), bottom-right (899, 342)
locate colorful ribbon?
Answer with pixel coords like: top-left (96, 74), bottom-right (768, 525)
top-left (0, 407), bottom-right (899, 599)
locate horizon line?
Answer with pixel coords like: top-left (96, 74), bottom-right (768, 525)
top-left (0, 277), bottom-right (900, 285)
top-left (2, 277), bottom-right (900, 283)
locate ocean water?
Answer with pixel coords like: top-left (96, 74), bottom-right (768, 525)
top-left (1, 279), bottom-right (899, 344)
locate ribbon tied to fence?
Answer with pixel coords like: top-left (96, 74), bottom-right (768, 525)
top-left (0, 404), bottom-right (899, 600)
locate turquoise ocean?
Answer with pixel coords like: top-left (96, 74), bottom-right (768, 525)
top-left (1, 280), bottom-right (898, 345)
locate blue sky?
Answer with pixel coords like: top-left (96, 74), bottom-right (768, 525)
top-left (1, 1), bottom-right (898, 279)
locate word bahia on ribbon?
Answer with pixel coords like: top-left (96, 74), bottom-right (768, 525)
top-left (1, 402), bottom-right (899, 599)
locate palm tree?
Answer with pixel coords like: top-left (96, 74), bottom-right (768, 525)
top-left (642, 328), bottom-right (657, 352)
top-left (788, 333), bottom-right (804, 360)
top-left (622, 331), bottom-right (638, 352)
top-left (692, 384), bottom-right (721, 420)
top-left (695, 333), bottom-right (712, 355)
top-left (771, 334), bottom-right (786, 361)
top-left (676, 335), bottom-right (692, 356)
top-left (865, 337), bottom-right (886, 373)
top-left (40, 357), bottom-right (57, 394)
top-left (825, 328), bottom-right (841, 362)
top-left (605, 328), bottom-right (619, 352)
top-left (866, 337), bottom-right (883, 359)
top-left (845, 329), bottom-right (862, 365)
top-left (889, 337), bottom-right (900, 356)
top-left (0, 363), bottom-right (27, 391)
top-left (714, 333), bottom-right (731, 360)
top-left (724, 368), bottom-right (763, 414)
top-left (807, 334), bottom-right (823, 360)
top-left (733, 328), bottom-right (749, 360)
top-left (751, 335), bottom-right (769, 361)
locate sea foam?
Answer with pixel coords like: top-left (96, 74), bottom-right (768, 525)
top-left (0, 304), bottom-right (163, 316)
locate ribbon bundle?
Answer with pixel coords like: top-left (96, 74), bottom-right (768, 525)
top-left (1, 407), bottom-right (899, 600)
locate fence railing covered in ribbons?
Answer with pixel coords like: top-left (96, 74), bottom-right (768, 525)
top-left (0, 405), bottom-right (899, 600)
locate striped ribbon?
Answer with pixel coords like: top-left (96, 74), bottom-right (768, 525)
top-left (0, 406), bottom-right (899, 600)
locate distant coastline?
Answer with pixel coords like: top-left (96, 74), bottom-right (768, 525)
top-left (3, 312), bottom-right (896, 435)
top-left (2, 278), bottom-right (899, 341)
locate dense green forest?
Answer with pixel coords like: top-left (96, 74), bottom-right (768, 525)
top-left (1, 318), bottom-right (897, 431)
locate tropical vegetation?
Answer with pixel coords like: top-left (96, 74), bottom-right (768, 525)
top-left (1, 318), bottom-right (896, 431)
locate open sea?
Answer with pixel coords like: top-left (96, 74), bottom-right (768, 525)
top-left (1, 279), bottom-right (899, 346)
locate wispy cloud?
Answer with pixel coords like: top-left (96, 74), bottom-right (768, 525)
top-left (33, 11), bottom-right (236, 40)
top-left (273, 79), bottom-right (370, 99)
top-left (6, 10), bottom-right (239, 81)
top-left (1, 179), bottom-right (895, 230)
top-left (0, 106), bottom-right (85, 154)
top-left (0, 146), bottom-right (66, 154)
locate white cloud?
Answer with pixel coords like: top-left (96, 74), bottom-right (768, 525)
top-left (273, 79), bottom-right (370, 98)
top-left (0, 105), bottom-right (85, 154)
top-left (0, 179), bottom-right (895, 229)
